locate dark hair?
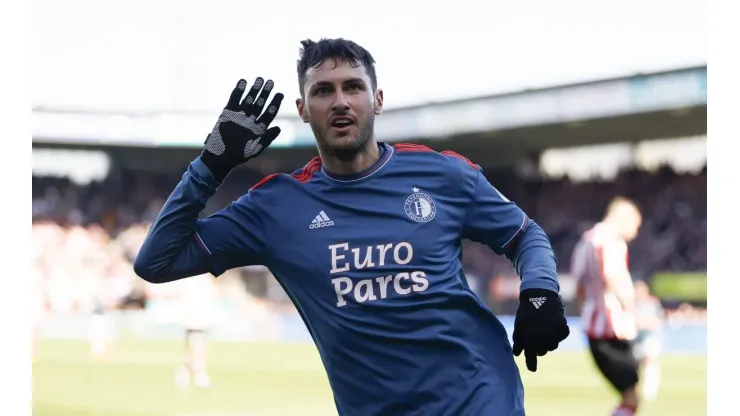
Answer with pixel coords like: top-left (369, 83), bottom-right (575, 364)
top-left (297, 38), bottom-right (377, 95)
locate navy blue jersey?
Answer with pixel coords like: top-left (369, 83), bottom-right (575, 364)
top-left (135, 142), bottom-right (560, 416)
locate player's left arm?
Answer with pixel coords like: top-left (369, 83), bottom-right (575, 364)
top-left (448, 152), bottom-right (559, 293)
top-left (449, 152), bottom-right (567, 371)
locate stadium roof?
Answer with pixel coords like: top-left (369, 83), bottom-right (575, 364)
top-left (33, 65), bottom-right (706, 163)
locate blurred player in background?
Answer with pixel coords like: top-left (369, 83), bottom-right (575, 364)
top-left (31, 261), bottom-right (47, 361)
top-left (633, 280), bottom-right (664, 401)
top-left (571, 197), bottom-right (642, 416)
top-left (174, 274), bottom-right (220, 389)
top-left (88, 286), bottom-right (111, 359)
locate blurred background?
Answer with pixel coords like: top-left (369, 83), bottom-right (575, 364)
top-left (32, 0), bottom-right (707, 415)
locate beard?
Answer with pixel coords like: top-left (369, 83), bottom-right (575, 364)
top-left (311, 112), bottom-right (375, 162)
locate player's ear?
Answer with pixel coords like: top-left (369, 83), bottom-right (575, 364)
top-left (374, 89), bottom-right (384, 116)
top-left (296, 98), bottom-right (309, 123)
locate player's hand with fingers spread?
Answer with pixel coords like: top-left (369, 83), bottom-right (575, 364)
top-left (512, 288), bottom-right (571, 372)
top-left (200, 77), bottom-right (285, 182)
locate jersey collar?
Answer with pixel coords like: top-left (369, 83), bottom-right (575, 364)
top-left (320, 142), bottom-right (395, 184)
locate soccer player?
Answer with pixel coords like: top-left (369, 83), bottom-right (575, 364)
top-left (89, 291), bottom-right (110, 360)
top-left (571, 197), bottom-right (643, 416)
top-left (134, 38), bottom-right (570, 416)
top-left (174, 273), bottom-right (220, 389)
top-left (633, 280), bottom-right (663, 401)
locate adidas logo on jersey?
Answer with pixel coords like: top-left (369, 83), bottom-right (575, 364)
top-left (309, 210), bottom-right (334, 229)
top-left (529, 297), bottom-right (547, 309)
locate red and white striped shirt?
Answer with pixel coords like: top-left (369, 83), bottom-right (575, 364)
top-left (571, 223), bottom-right (637, 341)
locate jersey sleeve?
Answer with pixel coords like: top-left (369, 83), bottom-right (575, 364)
top-left (195, 191), bottom-right (268, 275)
top-left (134, 158), bottom-right (269, 282)
top-left (445, 151), bottom-right (560, 293)
top-left (445, 152), bottom-right (529, 255)
top-left (601, 239), bottom-right (630, 281)
top-left (600, 238), bottom-right (635, 305)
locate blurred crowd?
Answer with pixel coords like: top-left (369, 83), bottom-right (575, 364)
top-left (664, 302), bottom-right (707, 326)
top-left (463, 165), bottom-right (707, 283)
top-left (31, 162), bottom-right (707, 318)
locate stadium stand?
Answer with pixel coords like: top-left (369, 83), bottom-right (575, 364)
top-left (32, 161), bottom-right (707, 317)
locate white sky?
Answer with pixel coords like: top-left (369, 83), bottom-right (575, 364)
top-left (33, 0), bottom-right (706, 114)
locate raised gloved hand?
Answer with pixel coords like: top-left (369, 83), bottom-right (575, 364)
top-left (200, 77), bottom-right (284, 181)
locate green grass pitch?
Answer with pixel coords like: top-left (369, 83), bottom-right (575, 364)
top-left (32, 339), bottom-right (706, 416)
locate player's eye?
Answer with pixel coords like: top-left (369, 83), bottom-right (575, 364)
top-left (346, 83), bottom-right (362, 92)
top-left (313, 86), bottom-right (332, 95)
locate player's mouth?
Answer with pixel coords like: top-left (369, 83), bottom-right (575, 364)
top-left (329, 116), bottom-right (354, 132)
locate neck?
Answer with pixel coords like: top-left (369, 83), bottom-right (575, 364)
top-left (601, 218), bottom-right (623, 236)
top-left (320, 139), bottom-right (381, 176)
top-left (602, 218), bottom-right (618, 229)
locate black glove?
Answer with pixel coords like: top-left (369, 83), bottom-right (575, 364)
top-left (512, 288), bottom-right (570, 372)
top-left (200, 77), bottom-right (284, 182)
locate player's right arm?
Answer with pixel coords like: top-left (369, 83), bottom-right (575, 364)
top-left (600, 238), bottom-right (636, 309)
top-left (134, 77), bottom-right (284, 283)
top-left (133, 158), bottom-right (267, 283)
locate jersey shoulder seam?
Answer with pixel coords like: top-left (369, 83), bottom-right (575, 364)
top-left (393, 143), bottom-right (435, 154)
top-left (249, 156), bottom-right (322, 191)
top-left (439, 150), bottom-right (478, 171)
top-left (393, 143), bottom-right (478, 171)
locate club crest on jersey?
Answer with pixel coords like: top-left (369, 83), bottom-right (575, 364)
top-left (404, 187), bottom-right (436, 223)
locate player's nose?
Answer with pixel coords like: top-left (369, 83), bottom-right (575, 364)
top-left (331, 91), bottom-right (351, 112)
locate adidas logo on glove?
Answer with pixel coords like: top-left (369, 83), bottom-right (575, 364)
top-left (529, 297), bottom-right (547, 309)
